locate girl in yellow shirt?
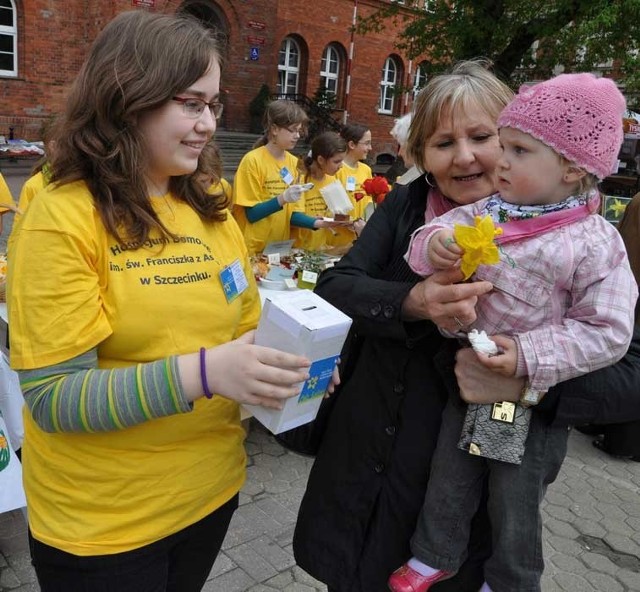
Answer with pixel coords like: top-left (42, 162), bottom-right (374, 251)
top-left (331, 123), bottom-right (374, 246)
top-left (9, 11), bottom-right (310, 592)
top-left (233, 100), bottom-right (335, 254)
top-left (292, 131), bottom-right (349, 250)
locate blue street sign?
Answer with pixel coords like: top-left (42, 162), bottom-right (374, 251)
top-left (250, 47), bottom-right (259, 61)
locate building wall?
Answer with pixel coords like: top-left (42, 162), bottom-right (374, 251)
top-left (1, 0), bottom-right (424, 160)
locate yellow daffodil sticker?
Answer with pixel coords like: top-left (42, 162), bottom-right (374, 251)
top-left (606, 198), bottom-right (628, 220)
top-left (453, 215), bottom-right (503, 279)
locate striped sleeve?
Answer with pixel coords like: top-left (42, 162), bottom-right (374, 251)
top-left (18, 349), bottom-right (192, 433)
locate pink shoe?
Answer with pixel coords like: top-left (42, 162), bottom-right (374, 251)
top-left (388, 563), bottom-right (453, 592)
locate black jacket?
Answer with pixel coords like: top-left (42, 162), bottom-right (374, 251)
top-left (541, 324), bottom-right (640, 426)
top-left (293, 177), bottom-right (488, 592)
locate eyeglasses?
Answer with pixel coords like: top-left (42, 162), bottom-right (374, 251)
top-left (172, 96), bottom-right (224, 120)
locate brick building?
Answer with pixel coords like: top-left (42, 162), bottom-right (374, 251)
top-left (1, 0), bottom-right (430, 162)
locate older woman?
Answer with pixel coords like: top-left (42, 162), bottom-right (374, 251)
top-left (293, 60), bottom-right (512, 592)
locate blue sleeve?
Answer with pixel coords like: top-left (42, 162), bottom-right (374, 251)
top-left (245, 197), bottom-right (282, 223)
top-left (291, 212), bottom-right (317, 229)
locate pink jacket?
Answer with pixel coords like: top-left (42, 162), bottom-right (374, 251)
top-left (406, 197), bottom-right (638, 391)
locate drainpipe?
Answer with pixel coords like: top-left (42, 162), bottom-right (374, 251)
top-left (404, 58), bottom-right (413, 114)
top-left (343, 0), bottom-right (358, 124)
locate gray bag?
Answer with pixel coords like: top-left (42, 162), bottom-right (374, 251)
top-left (458, 402), bottom-right (532, 465)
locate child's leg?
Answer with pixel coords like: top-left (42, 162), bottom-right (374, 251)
top-left (410, 396), bottom-right (488, 573)
top-left (484, 415), bottom-right (570, 592)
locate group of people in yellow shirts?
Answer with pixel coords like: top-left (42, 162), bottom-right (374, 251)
top-left (232, 100), bottom-right (374, 255)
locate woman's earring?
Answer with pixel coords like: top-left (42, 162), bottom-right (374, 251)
top-left (425, 172), bottom-right (435, 188)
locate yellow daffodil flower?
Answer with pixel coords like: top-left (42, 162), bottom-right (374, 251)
top-left (453, 215), bottom-right (503, 279)
top-left (606, 198), bottom-right (628, 219)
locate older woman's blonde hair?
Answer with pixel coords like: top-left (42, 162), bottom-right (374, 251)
top-left (407, 60), bottom-right (513, 172)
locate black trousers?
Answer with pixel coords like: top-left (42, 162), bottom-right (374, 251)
top-left (29, 494), bottom-right (238, 592)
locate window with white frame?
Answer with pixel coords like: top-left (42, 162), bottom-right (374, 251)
top-left (379, 57), bottom-right (398, 114)
top-left (0, 0), bottom-right (17, 77)
top-left (277, 37), bottom-right (300, 95)
top-left (320, 44), bottom-right (340, 98)
top-left (413, 62), bottom-right (428, 99)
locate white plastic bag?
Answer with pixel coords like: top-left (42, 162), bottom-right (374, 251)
top-left (319, 181), bottom-right (354, 217)
top-left (0, 414), bottom-right (27, 513)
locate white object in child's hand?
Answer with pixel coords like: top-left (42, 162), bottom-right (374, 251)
top-left (300, 183), bottom-right (314, 191)
top-left (319, 181), bottom-right (355, 216)
top-left (467, 329), bottom-right (499, 356)
top-left (282, 185), bottom-right (305, 203)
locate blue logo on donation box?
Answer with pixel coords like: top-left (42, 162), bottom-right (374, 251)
top-left (250, 47), bottom-right (259, 61)
top-left (298, 355), bottom-right (339, 403)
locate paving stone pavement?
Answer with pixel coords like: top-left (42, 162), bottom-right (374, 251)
top-left (1, 422), bottom-right (640, 591)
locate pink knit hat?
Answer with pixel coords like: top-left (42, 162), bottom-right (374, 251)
top-left (497, 73), bottom-right (626, 180)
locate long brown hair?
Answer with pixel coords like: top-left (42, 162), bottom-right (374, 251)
top-left (298, 131), bottom-right (346, 178)
top-left (50, 11), bottom-right (225, 248)
top-left (253, 100), bottom-right (309, 148)
top-left (339, 123), bottom-right (369, 146)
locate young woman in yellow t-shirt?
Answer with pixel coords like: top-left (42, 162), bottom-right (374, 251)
top-left (232, 100), bottom-right (336, 254)
top-left (292, 131), bottom-right (349, 250)
top-left (8, 12), bottom-right (311, 592)
top-left (334, 123), bottom-right (374, 244)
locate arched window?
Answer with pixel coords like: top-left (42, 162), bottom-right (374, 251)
top-left (320, 44), bottom-right (340, 97)
top-left (413, 62), bottom-right (428, 99)
top-left (178, 0), bottom-right (230, 54)
top-left (0, 0), bottom-right (17, 77)
top-left (277, 37), bottom-right (300, 96)
top-left (379, 57), bottom-right (399, 115)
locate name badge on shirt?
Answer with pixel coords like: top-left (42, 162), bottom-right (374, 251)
top-left (346, 176), bottom-right (356, 191)
top-left (219, 259), bottom-right (249, 303)
top-left (280, 167), bottom-right (294, 185)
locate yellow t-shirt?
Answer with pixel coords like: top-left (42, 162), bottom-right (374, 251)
top-left (0, 172), bottom-right (15, 214)
top-left (209, 177), bottom-right (232, 203)
top-left (8, 180), bottom-right (260, 555)
top-left (17, 170), bottom-right (45, 218)
top-left (291, 174), bottom-right (337, 251)
top-left (232, 145), bottom-right (303, 254)
top-left (331, 162), bottom-right (373, 247)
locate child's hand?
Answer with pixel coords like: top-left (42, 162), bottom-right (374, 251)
top-left (474, 334), bottom-right (517, 377)
top-left (428, 229), bottom-right (462, 269)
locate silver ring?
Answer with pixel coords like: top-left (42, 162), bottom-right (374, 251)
top-left (453, 316), bottom-right (465, 329)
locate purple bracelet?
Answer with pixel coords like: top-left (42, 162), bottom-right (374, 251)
top-left (199, 347), bottom-right (214, 399)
